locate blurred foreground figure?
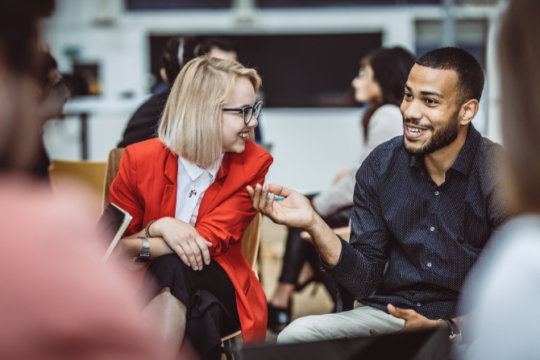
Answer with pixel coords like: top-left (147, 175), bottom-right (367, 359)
top-left (0, 1), bottom-right (177, 358)
top-left (459, 1), bottom-right (540, 359)
top-left (31, 50), bottom-right (70, 180)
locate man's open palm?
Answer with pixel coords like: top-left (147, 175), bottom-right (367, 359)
top-left (246, 184), bottom-right (315, 229)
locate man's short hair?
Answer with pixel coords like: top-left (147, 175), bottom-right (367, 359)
top-left (204, 37), bottom-right (237, 53)
top-left (416, 47), bottom-right (485, 105)
top-left (161, 36), bottom-right (205, 85)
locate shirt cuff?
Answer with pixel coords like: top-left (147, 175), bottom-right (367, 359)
top-left (320, 235), bottom-right (354, 272)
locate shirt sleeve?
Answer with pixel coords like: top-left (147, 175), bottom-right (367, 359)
top-left (322, 152), bottom-right (390, 300)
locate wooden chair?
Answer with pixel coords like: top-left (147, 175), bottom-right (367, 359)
top-left (102, 148), bottom-right (125, 211)
top-left (221, 212), bottom-right (262, 360)
top-left (48, 159), bottom-right (107, 221)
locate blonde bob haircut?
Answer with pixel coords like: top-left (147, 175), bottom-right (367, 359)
top-left (158, 55), bottom-right (261, 168)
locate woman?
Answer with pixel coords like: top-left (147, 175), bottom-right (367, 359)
top-left (267, 47), bottom-right (415, 332)
top-left (458, 1), bottom-right (540, 359)
top-left (110, 56), bottom-right (273, 359)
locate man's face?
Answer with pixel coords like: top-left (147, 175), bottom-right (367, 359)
top-left (400, 64), bottom-right (462, 156)
top-left (208, 47), bottom-right (237, 61)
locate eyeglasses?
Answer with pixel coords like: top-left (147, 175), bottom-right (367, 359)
top-left (358, 70), bottom-right (367, 79)
top-left (222, 101), bottom-right (263, 125)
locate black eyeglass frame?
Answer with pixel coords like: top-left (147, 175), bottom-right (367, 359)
top-left (222, 101), bottom-right (263, 125)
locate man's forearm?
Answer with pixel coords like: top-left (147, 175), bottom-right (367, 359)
top-left (305, 212), bottom-right (343, 266)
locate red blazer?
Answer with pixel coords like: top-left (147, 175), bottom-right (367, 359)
top-left (109, 138), bottom-right (273, 343)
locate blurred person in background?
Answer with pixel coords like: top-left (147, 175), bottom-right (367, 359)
top-left (249, 47), bottom-right (508, 345)
top-left (459, 1), bottom-right (540, 359)
top-left (267, 47), bottom-right (415, 332)
top-left (0, 0), bottom-right (176, 358)
top-left (110, 56), bottom-right (272, 359)
top-left (118, 36), bottom-right (205, 148)
top-left (204, 37), bottom-right (238, 61)
top-left (30, 50), bottom-right (70, 180)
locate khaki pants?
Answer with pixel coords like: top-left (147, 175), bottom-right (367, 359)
top-left (277, 304), bottom-right (405, 344)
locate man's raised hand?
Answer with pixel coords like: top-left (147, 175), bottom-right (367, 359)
top-left (246, 183), bottom-right (315, 229)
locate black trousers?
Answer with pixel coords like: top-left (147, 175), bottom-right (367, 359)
top-left (278, 194), bottom-right (353, 304)
top-left (143, 254), bottom-right (240, 360)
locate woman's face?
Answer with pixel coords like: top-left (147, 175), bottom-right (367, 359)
top-left (352, 63), bottom-right (383, 105)
top-left (221, 76), bottom-right (258, 154)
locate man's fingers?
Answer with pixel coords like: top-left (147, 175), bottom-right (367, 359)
top-left (251, 184), bottom-right (262, 212)
top-left (263, 192), bottom-right (276, 216)
top-left (387, 304), bottom-right (415, 320)
top-left (258, 186), bottom-right (271, 213)
top-left (265, 184), bottom-right (294, 198)
top-left (369, 329), bottom-right (381, 336)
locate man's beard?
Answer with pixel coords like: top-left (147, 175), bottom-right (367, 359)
top-left (403, 110), bottom-right (460, 157)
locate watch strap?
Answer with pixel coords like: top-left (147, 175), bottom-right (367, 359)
top-left (134, 237), bottom-right (150, 262)
top-left (442, 318), bottom-right (460, 336)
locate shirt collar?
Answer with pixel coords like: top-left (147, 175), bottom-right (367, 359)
top-left (409, 124), bottom-right (482, 177)
top-left (179, 154), bottom-right (224, 181)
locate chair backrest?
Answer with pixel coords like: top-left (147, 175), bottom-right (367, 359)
top-left (102, 148), bottom-right (125, 212)
top-left (241, 213), bottom-right (262, 270)
top-left (48, 159), bottom-right (107, 199)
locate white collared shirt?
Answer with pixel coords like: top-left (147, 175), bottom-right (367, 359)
top-left (175, 155), bottom-right (223, 226)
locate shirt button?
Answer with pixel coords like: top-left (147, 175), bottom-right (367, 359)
top-left (427, 262), bottom-right (432, 267)
top-left (435, 191), bottom-right (440, 196)
top-left (417, 302), bottom-right (421, 307)
top-left (430, 226), bottom-right (435, 231)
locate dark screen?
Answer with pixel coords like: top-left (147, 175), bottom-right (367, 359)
top-left (150, 33), bottom-right (382, 107)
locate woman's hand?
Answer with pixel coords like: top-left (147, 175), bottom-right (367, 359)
top-left (151, 217), bottom-right (213, 271)
top-left (247, 184), bottom-right (317, 230)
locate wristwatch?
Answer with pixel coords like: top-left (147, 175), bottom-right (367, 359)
top-left (134, 237), bottom-right (150, 262)
top-left (442, 318), bottom-right (462, 345)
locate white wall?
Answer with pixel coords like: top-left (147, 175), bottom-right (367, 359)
top-left (41, 0), bottom-right (502, 193)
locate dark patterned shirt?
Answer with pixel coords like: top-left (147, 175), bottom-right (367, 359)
top-left (324, 125), bottom-right (508, 319)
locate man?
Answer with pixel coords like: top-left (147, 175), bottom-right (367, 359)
top-left (204, 37), bottom-right (238, 61)
top-left (248, 47), bottom-right (507, 343)
top-left (118, 36), bottom-right (204, 148)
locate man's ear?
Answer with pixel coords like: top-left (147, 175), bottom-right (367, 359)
top-left (459, 99), bottom-right (479, 126)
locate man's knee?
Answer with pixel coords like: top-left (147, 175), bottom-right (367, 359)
top-left (277, 316), bottom-right (324, 344)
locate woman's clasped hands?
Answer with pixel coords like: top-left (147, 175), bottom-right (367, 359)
top-left (151, 217), bottom-right (213, 271)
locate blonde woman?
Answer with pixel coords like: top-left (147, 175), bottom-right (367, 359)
top-left (110, 56), bottom-right (273, 359)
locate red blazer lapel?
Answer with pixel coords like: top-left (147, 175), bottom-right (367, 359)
top-left (160, 150), bottom-right (178, 218)
top-left (198, 153), bottom-right (230, 218)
